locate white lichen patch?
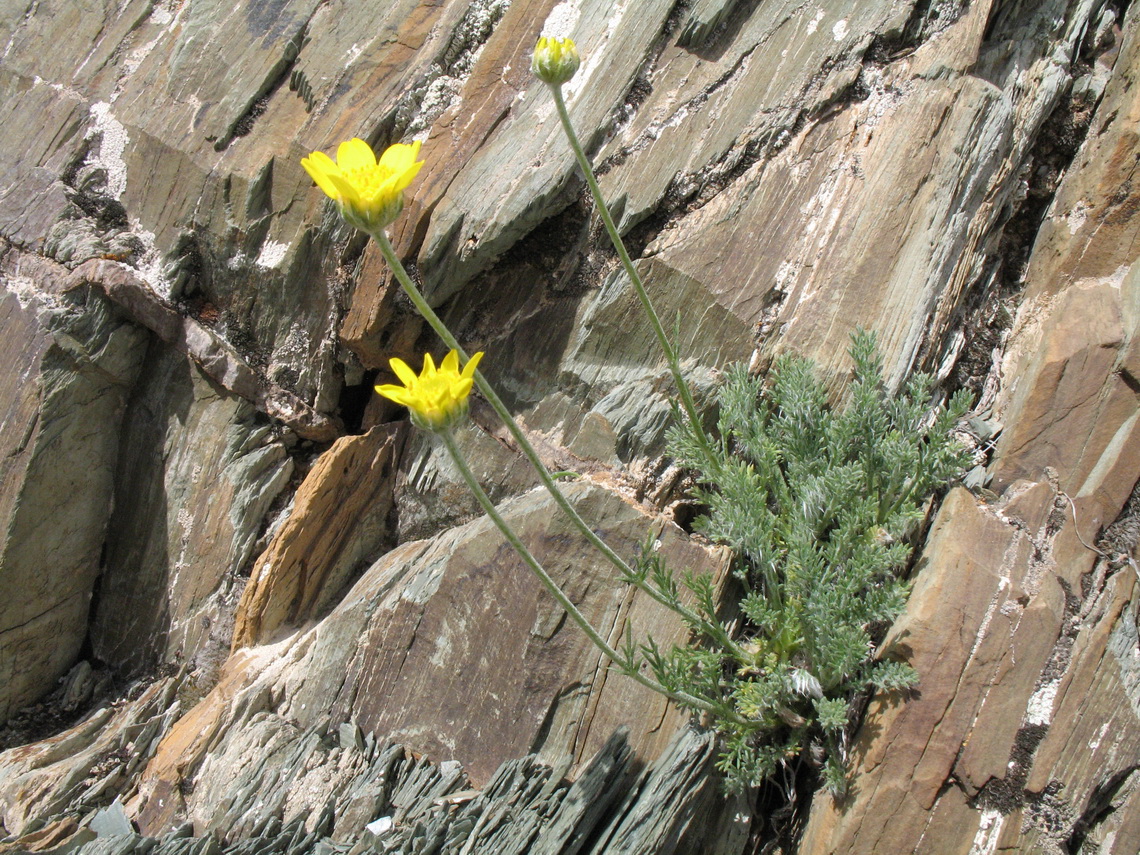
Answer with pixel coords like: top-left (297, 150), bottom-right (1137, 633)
top-left (255, 241), bottom-right (290, 270)
top-left (1088, 719), bottom-right (1110, 752)
top-left (968, 809), bottom-right (1005, 855)
top-left (33, 75), bottom-right (85, 102)
top-left (1025, 678), bottom-right (1059, 726)
top-left (833, 19), bottom-right (849, 41)
top-left (86, 102), bottom-right (130, 199)
top-left (806, 9), bottom-right (825, 36)
top-left (775, 260), bottom-right (801, 291)
top-left (409, 75), bottom-right (463, 135)
top-left (855, 65), bottom-right (912, 133)
top-left (429, 613), bottom-right (469, 668)
top-left (109, 0), bottom-right (186, 101)
top-left (542, 0), bottom-right (580, 38)
top-left (399, 0), bottom-right (509, 137)
top-left (4, 270), bottom-right (64, 314)
top-left (1065, 200), bottom-right (1090, 234)
top-left (129, 218), bottom-right (177, 300)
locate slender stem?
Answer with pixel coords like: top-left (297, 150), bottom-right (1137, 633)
top-left (440, 428), bottom-right (729, 717)
top-left (369, 229), bottom-right (739, 653)
top-left (371, 230), bottom-right (633, 568)
top-left (548, 84), bottom-right (715, 464)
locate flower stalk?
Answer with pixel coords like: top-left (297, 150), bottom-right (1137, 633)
top-left (543, 81), bottom-right (715, 465)
top-left (368, 229), bottom-right (740, 655)
top-left (438, 427), bottom-right (731, 718)
top-left (304, 134), bottom-right (747, 724)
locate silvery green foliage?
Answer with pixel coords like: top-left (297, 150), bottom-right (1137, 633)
top-left (653, 330), bottom-right (972, 795)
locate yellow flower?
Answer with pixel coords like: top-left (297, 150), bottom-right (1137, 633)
top-left (301, 138), bottom-right (424, 231)
top-left (376, 350), bottom-right (484, 432)
top-left (532, 36), bottom-right (580, 85)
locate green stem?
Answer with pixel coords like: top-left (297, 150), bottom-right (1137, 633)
top-left (371, 230), bottom-right (629, 566)
top-left (370, 229), bottom-right (743, 658)
top-left (548, 83), bottom-right (714, 464)
top-left (440, 428), bottom-right (728, 717)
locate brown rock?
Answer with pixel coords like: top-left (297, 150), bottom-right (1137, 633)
top-left (285, 481), bottom-right (729, 781)
top-left (231, 423), bottom-right (405, 648)
top-left (1020, 568), bottom-right (1140, 852)
top-left (68, 259), bottom-right (340, 442)
top-left (799, 4), bottom-right (1140, 851)
top-left (0, 678), bottom-right (179, 838)
top-left (2, 0), bottom-right (1139, 849)
top-left (133, 652), bottom-right (272, 834)
top-left (90, 346), bottom-right (294, 676)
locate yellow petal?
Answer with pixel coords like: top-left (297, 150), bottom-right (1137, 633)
top-left (371, 172), bottom-right (403, 202)
top-left (375, 384), bottom-right (414, 407)
top-left (379, 141), bottom-right (422, 171)
top-left (394, 160), bottom-right (424, 193)
top-left (462, 351), bottom-right (484, 378)
top-left (422, 352), bottom-right (437, 374)
top-left (389, 357), bottom-right (418, 387)
top-left (301, 151), bottom-right (342, 200)
top-left (338, 138), bottom-right (377, 171)
top-left (440, 350), bottom-right (460, 374)
top-left (324, 170), bottom-right (363, 204)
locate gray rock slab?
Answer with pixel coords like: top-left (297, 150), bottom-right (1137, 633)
top-left (0, 253), bottom-right (148, 723)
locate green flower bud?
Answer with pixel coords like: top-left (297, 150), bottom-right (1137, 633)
top-left (532, 36), bottom-right (580, 86)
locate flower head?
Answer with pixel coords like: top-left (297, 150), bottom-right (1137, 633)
top-left (376, 350), bottom-right (484, 432)
top-left (301, 138), bottom-right (424, 232)
top-left (532, 36), bottom-right (580, 86)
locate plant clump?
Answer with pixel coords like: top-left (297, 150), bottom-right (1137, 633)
top-left (642, 330), bottom-right (973, 794)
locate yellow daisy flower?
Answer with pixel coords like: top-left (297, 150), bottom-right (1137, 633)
top-left (301, 138), bottom-right (424, 231)
top-left (376, 350), bottom-right (484, 432)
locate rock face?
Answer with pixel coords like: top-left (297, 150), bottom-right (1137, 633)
top-left (798, 6), bottom-right (1140, 849)
top-left (1, 0), bottom-right (1138, 852)
top-left (132, 482), bottom-right (731, 836)
top-left (0, 252), bottom-right (148, 725)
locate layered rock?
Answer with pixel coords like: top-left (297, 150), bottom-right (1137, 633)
top-left (5, 722), bottom-right (747, 855)
top-left (0, 250), bottom-right (147, 725)
top-left (799, 3), bottom-right (1140, 850)
top-left (132, 482), bottom-right (731, 834)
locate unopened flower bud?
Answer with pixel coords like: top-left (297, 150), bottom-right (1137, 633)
top-left (532, 36), bottom-right (580, 86)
